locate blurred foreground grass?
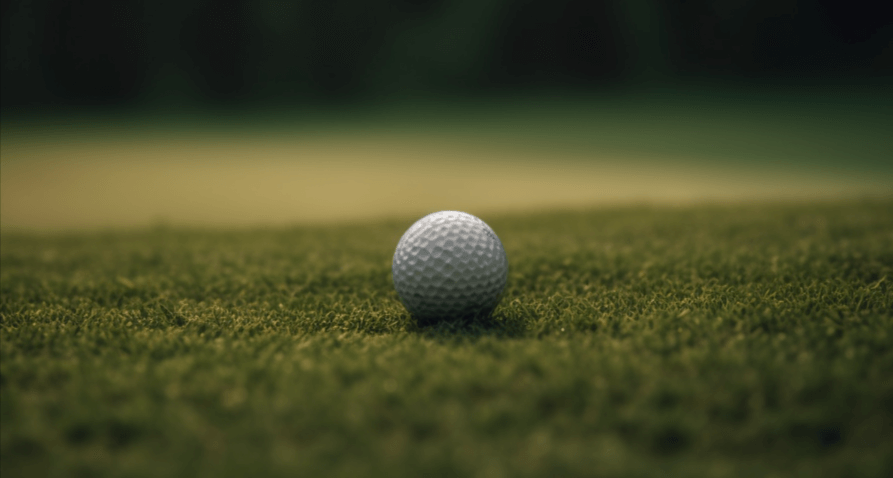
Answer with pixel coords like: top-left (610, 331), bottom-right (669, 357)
top-left (2, 200), bottom-right (892, 477)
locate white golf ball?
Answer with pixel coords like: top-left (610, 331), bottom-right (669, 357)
top-left (392, 211), bottom-right (508, 320)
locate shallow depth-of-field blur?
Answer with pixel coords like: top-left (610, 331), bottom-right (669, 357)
top-left (2, 201), bottom-right (892, 477)
top-left (3, 1), bottom-right (893, 476)
top-left (2, 86), bottom-right (893, 478)
top-left (3, 88), bottom-right (893, 231)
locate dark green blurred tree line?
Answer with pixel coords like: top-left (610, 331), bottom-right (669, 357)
top-left (2, 0), bottom-right (890, 108)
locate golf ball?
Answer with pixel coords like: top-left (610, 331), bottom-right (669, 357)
top-left (392, 211), bottom-right (508, 320)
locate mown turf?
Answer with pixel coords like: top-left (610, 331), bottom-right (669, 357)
top-left (1, 200), bottom-right (891, 477)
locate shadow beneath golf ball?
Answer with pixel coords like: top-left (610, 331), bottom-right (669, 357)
top-left (412, 311), bottom-right (529, 338)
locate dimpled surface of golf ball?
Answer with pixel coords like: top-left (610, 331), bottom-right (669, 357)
top-left (393, 211), bottom-right (508, 320)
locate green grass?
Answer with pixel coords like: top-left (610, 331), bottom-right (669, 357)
top-left (2, 200), bottom-right (892, 477)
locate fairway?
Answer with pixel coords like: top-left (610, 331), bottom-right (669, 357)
top-left (3, 91), bottom-right (892, 230)
top-left (2, 200), bottom-right (891, 477)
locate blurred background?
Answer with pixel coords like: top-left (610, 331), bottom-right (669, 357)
top-left (2, 0), bottom-right (892, 229)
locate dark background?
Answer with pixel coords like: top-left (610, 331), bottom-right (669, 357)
top-left (2, 0), bottom-right (891, 111)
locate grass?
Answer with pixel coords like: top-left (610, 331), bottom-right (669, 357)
top-left (5, 88), bottom-right (893, 230)
top-left (1, 200), bottom-right (891, 477)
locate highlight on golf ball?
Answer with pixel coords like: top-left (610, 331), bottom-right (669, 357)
top-left (392, 211), bottom-right (508, 321)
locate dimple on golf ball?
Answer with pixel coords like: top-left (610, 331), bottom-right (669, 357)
top-left (392, 211), bottom-right (508, 321)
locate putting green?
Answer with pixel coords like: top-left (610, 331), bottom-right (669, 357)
top-left (1, 201), bottom-right (890, 477)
